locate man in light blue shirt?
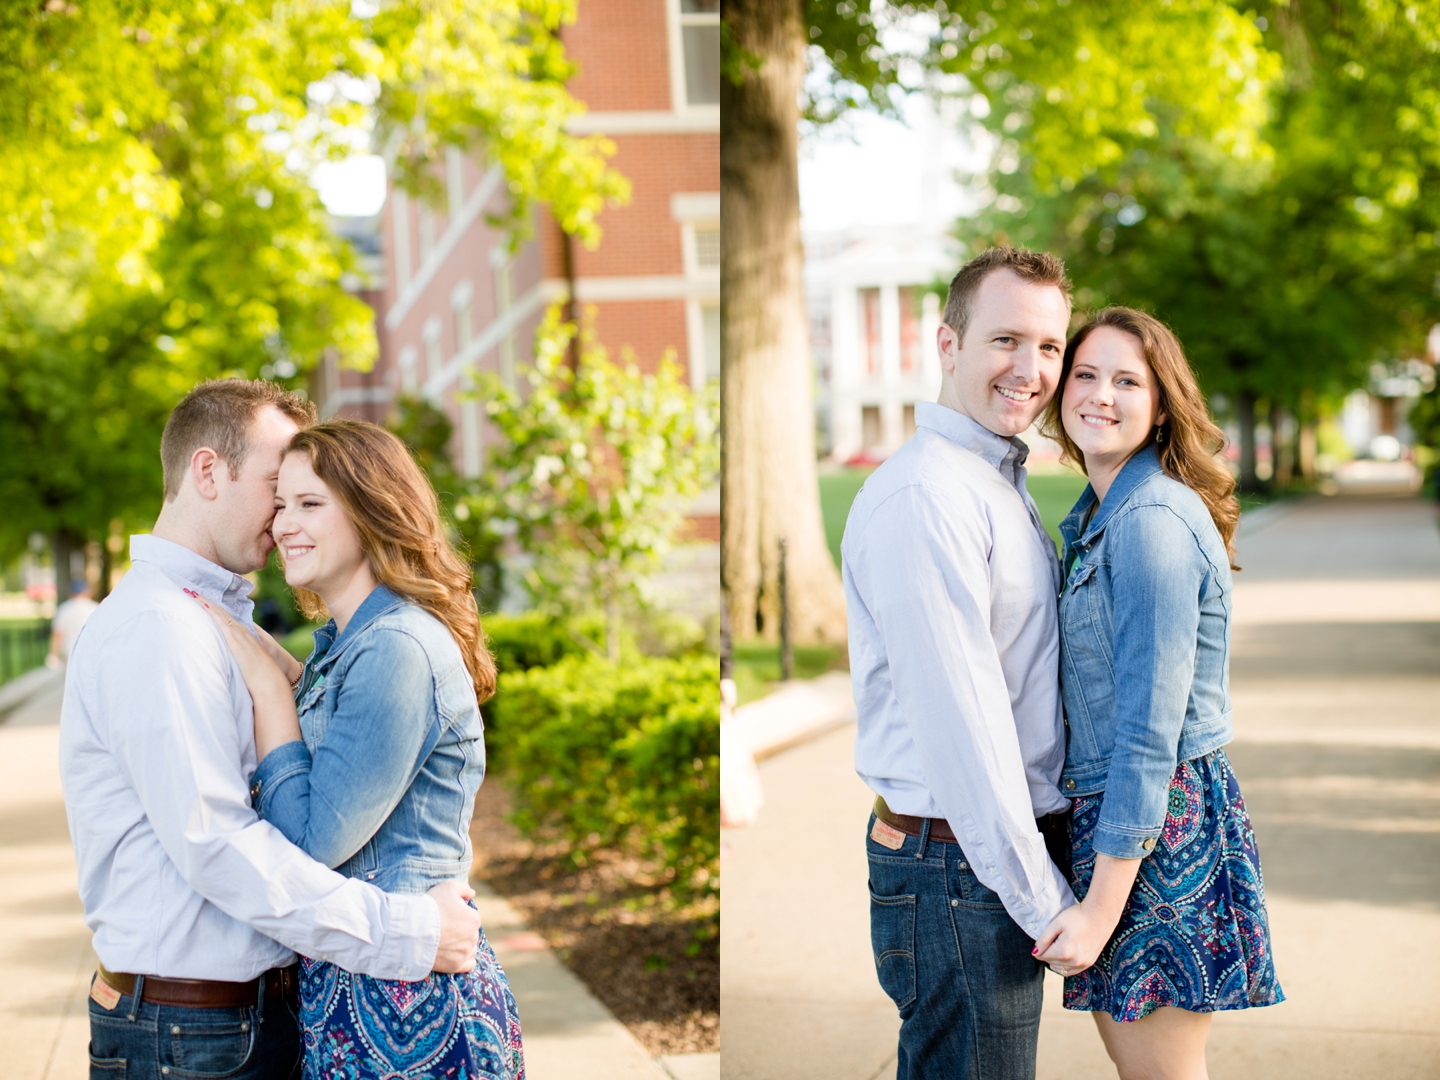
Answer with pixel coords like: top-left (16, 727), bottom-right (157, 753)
top-left (60, 379), bottom-right (484, 1079)
top-left (843, 247), bottom-right (1077, 1079)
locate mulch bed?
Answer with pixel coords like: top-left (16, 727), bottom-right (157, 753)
top-left (468, 778), bottom-right (719, 1057)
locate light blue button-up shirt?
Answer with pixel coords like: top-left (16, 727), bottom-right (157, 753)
top-left (843, 402), bottom-right (1075, 937)
top-left (59, 534), bottom-right (440, 981)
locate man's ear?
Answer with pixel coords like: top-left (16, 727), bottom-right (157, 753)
top-left (189, 447), bottom-right (227, 502)
top-left (937, 323), bottom-right (961, 376)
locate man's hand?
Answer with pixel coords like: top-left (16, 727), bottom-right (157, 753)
top-left (428, 879), bottom-right (481, 973)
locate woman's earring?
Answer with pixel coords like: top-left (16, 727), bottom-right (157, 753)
top-left (1155, 424), bottom-right (1166, 444)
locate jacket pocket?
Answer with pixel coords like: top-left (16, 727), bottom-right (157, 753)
top-left (868, 886), bottom-right (917, 1011)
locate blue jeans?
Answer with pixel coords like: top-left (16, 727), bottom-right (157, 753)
top-left (87, 973), bottom-right (300, 1080)
top-left (867, 814), bottom-right (1045, 1080)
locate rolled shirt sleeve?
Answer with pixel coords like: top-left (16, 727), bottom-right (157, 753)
top-left (98, 609), bottom-right (439, 980)
top-left (253, 630), bottom-right (440, 870)
top-left (1092, 505), bottom-right (1205, 859)
top-left (849, 483), bottom-right (1075, 936)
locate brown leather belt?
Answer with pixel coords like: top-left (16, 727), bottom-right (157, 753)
top-left (97, 962), bottom-right (300, 1009)
top-left (874, 796), bottom-right (1073, 878)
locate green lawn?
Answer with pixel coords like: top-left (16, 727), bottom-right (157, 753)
top-left (732, 641), bottom-right (846, 705)
top-left (818, 466), bottom-right (1090, 565)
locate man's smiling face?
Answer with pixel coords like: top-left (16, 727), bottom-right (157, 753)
top-left (937, 268), bottom-right (1070, 437)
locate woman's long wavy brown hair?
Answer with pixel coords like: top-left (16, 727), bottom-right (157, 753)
top-left (285, 419), bottom-right (497, 701)
top-left (1041, 307), bottom-right (1240, 568)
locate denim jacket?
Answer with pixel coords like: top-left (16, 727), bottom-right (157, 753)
top-left (250, 585), bottom-right (485, 894)
top-left (1057, 445), bottom-right (1233, 860)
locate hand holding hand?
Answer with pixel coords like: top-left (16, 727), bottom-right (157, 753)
top-left (1032, 902), bottom-right (1118, 977)
top-left (429, 879), bottom-right (482, 973)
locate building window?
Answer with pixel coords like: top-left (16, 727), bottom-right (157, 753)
top-left (452, 279), bottom-right (474, 353)
top-left (860, 288), bottom-right (882, 379)
top-left (391, 189), bottom-right (412, 293)
top-left (492, 248), bottom-right (517, 390)
top-left (862, 406), bottom-right (881, 449)
top-left (693, 222), bottom-right (720, 269)
top-left (900, 287), bottom-right (923, 375)
top-left (398, 344), bottom-right (419, 395)
top-left (418, 207), bottom-right (436, 262)
top-left (675, 0), bottom-right (719, 108)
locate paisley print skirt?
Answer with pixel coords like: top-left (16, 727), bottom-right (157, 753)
top-left (300, 926), bottom-right (524, 1079)
top-left (1064, 748), bottom-right (1285, 1022)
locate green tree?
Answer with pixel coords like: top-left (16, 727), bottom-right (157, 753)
top-left (471, 307), bottom-right (719, 661)
top-left (961, 1), bottom-right (1440, 488)
top-left (0, 0), bottom-right (627, 567)
top-left (722, 0), bottom-right (1278, 640)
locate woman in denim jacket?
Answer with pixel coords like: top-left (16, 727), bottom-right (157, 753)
top-left (1031, 309), bottom-right (1282, 1077)
top-left (194, 420), bottom-right (523, 1080)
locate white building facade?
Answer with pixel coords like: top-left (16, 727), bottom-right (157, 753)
top-left (806, 226), bottom-right (959, 463)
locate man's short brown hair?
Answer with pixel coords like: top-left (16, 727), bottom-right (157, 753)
top-left (942, 246), bottom-right (1072, 341)
top-left (160, 379), bottom-right (316, 500)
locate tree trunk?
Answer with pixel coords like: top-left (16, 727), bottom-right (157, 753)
top-left (1236, 389), bottom-right (1259, 492)
top-left (51, 529), bottom-right (81, 603)
top-left (1297, 389), bottom-right (1316, 482)
top-left (720, 1), bottom-right (846, 644)
top-left (1270, 403), bottom-right (1292, 488)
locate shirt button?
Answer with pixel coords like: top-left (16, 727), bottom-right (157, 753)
top-left (1065, 779), bottom-right (1076, 791)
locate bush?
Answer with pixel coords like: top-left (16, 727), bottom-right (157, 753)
top-left (482, 611), bottom-right (600, 675)
top-left (488, 652), bottom-right (719, 901)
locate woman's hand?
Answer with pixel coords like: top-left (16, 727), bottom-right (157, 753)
top-left (186, 589), bottom-right (302, 759)
top-left (1033, 852), bottom-right (1144, 977)
top-left (252, 622), bottom-right (304, 688)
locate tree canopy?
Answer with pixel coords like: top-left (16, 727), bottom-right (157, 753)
top-left (0, 0), bottom-right (627, 561)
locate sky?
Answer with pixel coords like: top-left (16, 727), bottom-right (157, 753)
top-left (312, 154), bottom-right (388, 217)
top-left (798, 90), bottom-right (985, 234)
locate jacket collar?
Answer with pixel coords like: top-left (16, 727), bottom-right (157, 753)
top-left (308, 583), bottom-right (407, 671)
top-left (1059, 444), bottom-right (1164, 551)
top-left (914, 401), bottom-right (1030, 474)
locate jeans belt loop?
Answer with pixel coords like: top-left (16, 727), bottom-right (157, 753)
top-left (128, 974), bottom-right (143, 1022)
top-left (916, 816), bottom-right (931, 860)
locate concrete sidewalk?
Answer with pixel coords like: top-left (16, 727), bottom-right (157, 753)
top-left (0, 672), bottom-right (684, 1080)
top-left (721, 495), bottom-right (1440, 1079)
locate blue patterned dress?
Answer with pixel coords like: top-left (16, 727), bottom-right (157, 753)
top-left (300, 925), bottom-right (524, 1079)
top-left (1063, 748), bottom-right (1285, 1022)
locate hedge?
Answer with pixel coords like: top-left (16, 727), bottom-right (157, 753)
top-left (487, 652), bottom-right (719, 900)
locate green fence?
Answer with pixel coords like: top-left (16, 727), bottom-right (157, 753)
top-left (0, 620), bottom-right (49, 687)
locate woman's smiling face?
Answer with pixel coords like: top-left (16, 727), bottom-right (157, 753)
top-left (271, 452), bottom-right (367, 594)
top-left (1061, 325), bottom-right (1166, 471)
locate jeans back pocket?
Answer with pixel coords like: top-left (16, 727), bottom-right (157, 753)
top-left (868, 886), bottom-right (918, 1011)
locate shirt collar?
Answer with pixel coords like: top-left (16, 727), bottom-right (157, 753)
top-left (1059, 444), bottom-right (1164, 550)
top-left (129, 534), bottom-right (256, 622)
top-left (913, 401), bottom-right (1030, 475)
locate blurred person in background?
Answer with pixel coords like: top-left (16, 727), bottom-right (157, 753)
top-left (47, 579), bottom-right (98, 668)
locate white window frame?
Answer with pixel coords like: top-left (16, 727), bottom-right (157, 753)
top-left (666, 0), bottom-right (721, 114)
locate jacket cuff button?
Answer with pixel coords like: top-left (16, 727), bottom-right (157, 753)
top-left (1141, 837), bottom-right (1156, 851)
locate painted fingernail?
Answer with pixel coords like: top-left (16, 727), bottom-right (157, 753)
top-left (1032, 948), bottom-right (1039, 955)
top-left (183, 588), bottom-right (196, 597)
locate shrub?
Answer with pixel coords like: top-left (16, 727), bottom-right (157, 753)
top-left (482, 611), bottom-right (600, 675)
top-left (488, 652), bottom-right (719, 901)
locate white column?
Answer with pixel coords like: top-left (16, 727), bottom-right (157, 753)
top-left (880, 285), bottom-right (903, 447)
top-left (391, 189), bottom-right (411, 294)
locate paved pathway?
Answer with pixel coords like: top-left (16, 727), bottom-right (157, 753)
top-left (721, 495), bottom-right (1440, 1079)
top-left (0, 671), bottom-right (678, 1080)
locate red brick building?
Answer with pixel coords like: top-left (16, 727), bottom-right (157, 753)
top-left (319, 0), bottom-right (720, 505)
